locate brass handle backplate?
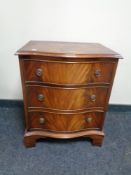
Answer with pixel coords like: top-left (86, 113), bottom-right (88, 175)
top-left (86, 117), bottom-right (92, 123)
top-left (90, 94), bottom-right (96, 102)
top-left (38, 94), bottom-right (44, 101)
top-left (95, 69), bottom-right (101, 77)
top-left (36, 68), bottom-right (43, 77)
top-left (39, 117), bottom-right (45, 124)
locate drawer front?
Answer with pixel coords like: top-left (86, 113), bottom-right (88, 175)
top-left (27, 85), bottom-right (108, 110)
top-left (23, 60), bottom-right (115, 84)
top-left (28, 112), bottom-right (104, 132)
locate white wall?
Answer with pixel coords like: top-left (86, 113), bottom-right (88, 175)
top-left (0, 0), bottom-right (131, 104)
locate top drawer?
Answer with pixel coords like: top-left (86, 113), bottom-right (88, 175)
top-left (22, 60), bottom-right (115, 85)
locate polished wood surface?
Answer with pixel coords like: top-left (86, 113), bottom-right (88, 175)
top-left (23, 60), bottom-right (115, 85)
top-left (27, 85), bottom-right (108, 110)
top-left (28, 111), bottom-right (104, 132)
top-left (16, 41), bottom-right (122, 148)
top-left (16, 41), bottom-right (122, 59)
top-left (24, 130), bottom-right (104, 147)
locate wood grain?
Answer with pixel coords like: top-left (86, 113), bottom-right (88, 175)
top-left (23, 60), bottom-right (115, 85)
top-left (16, 41), bottom-right (121, 148)
top-left (26, 85), bottom-right (108, 110)
top-left (16, 41), bottom-right (122, 59)
top-left (28, 111), bottom-right (105, 132)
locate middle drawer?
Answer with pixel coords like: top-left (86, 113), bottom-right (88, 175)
top-left (26, 85), bottom-right (108, 110)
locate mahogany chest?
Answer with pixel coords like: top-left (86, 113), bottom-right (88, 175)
top-left (16, 41), bottom-right (122, 147)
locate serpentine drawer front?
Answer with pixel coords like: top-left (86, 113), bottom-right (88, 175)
top-left (26, 85), bottom-right (108, 110)
top-left (16, 41), bottom-right (122, 148)
top-left (28, 112), bottom-right (104, 132)
top-left (23, 60), bottom-right (115, 85)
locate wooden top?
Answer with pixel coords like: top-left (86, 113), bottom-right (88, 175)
top-left (16, 40), bottom-right (122, 59)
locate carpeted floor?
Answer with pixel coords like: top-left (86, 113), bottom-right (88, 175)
top-left (0, 106), bottom-right (131, 175)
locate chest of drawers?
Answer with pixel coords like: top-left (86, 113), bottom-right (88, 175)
top-left (16, 41), bottom-right (122, 147)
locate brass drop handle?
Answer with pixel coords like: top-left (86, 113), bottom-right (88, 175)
top-left (95, 69), bottom-right (101, 77)
top-left (86, 117), bottom-right (92, 123)
top-left (90, 94), bottom-right (96, 102)
top-left (39, 117), bottom-right (45, 124)
top-left (36, 68), bottom-right (43, 77)
top-left (38, 94), bottom-right (44, 101)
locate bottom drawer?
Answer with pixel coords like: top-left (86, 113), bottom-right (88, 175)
top-left (28, 111), bottom-right (105, 132)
